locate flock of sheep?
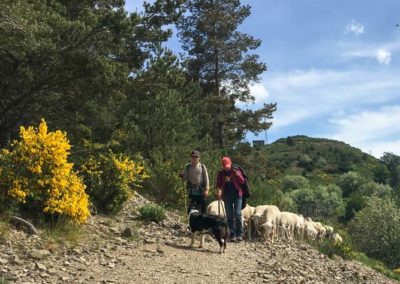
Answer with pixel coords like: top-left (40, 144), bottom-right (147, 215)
top-left (206, 201), bottom-right (343, 245)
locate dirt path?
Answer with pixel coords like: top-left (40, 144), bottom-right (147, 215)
top-left (0, 194), bottom-right (398, 284)
top-left (75, 235), bottom-right (396, 284)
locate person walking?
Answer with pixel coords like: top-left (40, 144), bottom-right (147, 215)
top-left (182, 150), bottom-right (209, 214)
top-left (216, 156), bottom-right (245, 242)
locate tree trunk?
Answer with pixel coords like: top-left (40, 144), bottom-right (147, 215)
top-left (217, 120), bottom-right (224, 148)
top-left (214, 48), bottom-right (225, 148)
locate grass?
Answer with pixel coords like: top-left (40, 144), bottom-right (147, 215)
top-left (0, 276), bottom-right (8, 284)
top-left (350, 252), bottom-right (400, 282)
top-left (0, 214), bottom-right (11, 241)
top-left (42, 218), bottom-right (87, 249)
top-left (0, 221), bottom-right (10, 241)
top-left (138, 204), bottom-right (166, 223)
top-left (312, 239), bottom-right (400, 282)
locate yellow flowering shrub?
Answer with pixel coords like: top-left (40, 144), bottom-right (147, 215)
top-left (0, 119), bottom-right (89, 223)
top-left (80, 151), bottom-right (149, 214)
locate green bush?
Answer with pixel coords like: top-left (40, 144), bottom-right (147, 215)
top-left (250, 178), bottom-right (282, 206)
top-left (342, 178), bottom-right (393, 222)
top-left (290, 184), bottom-right (344, 220)
top-left (142, 147), bottom-right (221, 211)
top-left (298, 154), bottom-right (314, 171)
top-left (276, 193), bottom-right (297, 212)
top-left (142, 153), bottom-right (185, 209)
top-left (316, 238), bottom-right (352, 260)
top-left (349, 197), bottom-right (400, 268)
top-left (281, 175), bottom-right (309, 192)
top-left (336, 171), bottom-right (365, 197)
top-left (0, 276), bottom-right (8, 284)
top-left (80, 150), bottom-right (148, 215)
top-left (139, 204), bottom-right (166, 223)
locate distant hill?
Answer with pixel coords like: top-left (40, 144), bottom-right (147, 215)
top-left (246, 135), bottom-right (382, 185)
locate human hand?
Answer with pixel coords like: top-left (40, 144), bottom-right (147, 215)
top-left (203, 189), bottom-right (209, 198)
top-left (216, 189), bottom-right (222, 200)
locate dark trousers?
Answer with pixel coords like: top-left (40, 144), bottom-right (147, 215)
top-left (223, 194), bottom-right (243, 238)
top-left (188, 195), bottom-right (206, 214)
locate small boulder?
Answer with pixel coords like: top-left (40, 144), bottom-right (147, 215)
top-left (30, 249), bottom-right (50, 260)
top-left (121, 228), bottom-right (133, 238)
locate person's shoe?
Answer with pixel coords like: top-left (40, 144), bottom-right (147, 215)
top-left (236, 236), bottom-right (243, 242)
top-left (231, 236), bottom-right (237, 242)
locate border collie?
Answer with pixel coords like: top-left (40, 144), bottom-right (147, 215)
top-left (188, 208), bottom-right (229, 253)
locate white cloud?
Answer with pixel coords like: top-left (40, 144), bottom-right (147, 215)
top-left (236, 83), bottom-right (270, 110)
top-left (345, 20), bottom-right (364, 36)
top-left (247, 68), bottom-right (400, 131)
top-left (376, 49), bottom-right (391, 64)
top-left (327, 106), bottom-right (400, 157)
top-left (249, 83), bottom-right (270, 103)
top-left (340, 40), bottom-right (400, 65)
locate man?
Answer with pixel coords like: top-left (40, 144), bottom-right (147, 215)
top-left (216, 156), bottom-right (245, 242)
top-left (183, 150), bottom-right (209, 214)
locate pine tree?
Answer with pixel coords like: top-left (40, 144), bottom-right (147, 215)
top-left (0, 0), bottom-right (183, 147)
top-left (177, 0), bottom-right (276, 148)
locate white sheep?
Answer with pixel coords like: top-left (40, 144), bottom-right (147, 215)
top-left (241, 204), bottom-right (255, 240)
top-left (293, 214), bottom-right (305, 240)
top-left (259, 205), bottom-right (280, 243)
top-left (251, 205), bottom-right (270, 237)
top-left (332, 233), bottom-right (343, 246)
top-left (304, 220), bottom-right (318, 241)
top-left (206, 200), bottom-right (226, 218)
top-left (278, 212), bottom-right (298, 240)
top-left (312, 221), bottom-right (327, 242)
top-left (324, 225), bottom-right (334, 239)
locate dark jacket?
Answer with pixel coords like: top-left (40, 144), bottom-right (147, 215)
top-left (216, 169), bottom-right (245, 197)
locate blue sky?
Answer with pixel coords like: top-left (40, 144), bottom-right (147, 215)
top-left (126, 0), bottom-right (400, 158)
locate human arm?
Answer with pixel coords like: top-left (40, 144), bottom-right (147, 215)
top-left (182, 164), bottom-right (189, 181)
top-left (233, 168), bottom-right (245, 185)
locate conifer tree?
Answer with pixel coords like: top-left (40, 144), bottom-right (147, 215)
top-left (177, 0), bottom-right (276, 148)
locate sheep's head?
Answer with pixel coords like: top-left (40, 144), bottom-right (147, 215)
top-left (252, 214), bottom-right (263, 235)
top-left (260, 222), bottom-right (274, 238)
top-left (243, 218), bottom-right (248, 228)
top-left (252, 214), bottom-right (262, 226)
top-left (279, 225), bottom-right (287, 238)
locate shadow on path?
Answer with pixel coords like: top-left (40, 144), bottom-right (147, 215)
top-left (164, 242), bottom-right (219, 255)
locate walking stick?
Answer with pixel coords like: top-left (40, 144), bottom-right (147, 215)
top-left (183, 180), bottom-right (188, 222)
top-left (218, 197), bottom-right (221, 217)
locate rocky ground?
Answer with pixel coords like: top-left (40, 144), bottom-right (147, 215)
top-left (0, 193), bottom-right (398, 284)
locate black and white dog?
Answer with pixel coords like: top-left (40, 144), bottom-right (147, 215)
top-left (188, 208), bottom-right (229, 253)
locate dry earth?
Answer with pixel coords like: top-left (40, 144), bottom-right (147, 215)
top-left (0, 193), bottom-right (398, 284)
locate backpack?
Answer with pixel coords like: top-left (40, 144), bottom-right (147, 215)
top-left (232, 164), bottom-right (251, 202)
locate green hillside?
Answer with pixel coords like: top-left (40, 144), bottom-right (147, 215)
top-left (247, 135), bottom-right (382, 185)
top-left (229, 135), bottom-right (397, 226)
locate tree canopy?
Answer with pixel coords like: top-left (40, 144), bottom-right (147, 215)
top-left (177, 0), bottom-right (276, 148)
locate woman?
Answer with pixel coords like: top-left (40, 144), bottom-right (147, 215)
top-left (216, 156), bottom-right (245, 242)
